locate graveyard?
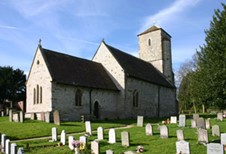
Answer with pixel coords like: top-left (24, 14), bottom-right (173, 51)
top-left (0, 113), bottom-right (226, 153)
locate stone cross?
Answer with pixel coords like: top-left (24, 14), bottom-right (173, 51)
top-left (179, 114), bottom-right (186, 127)
top-left (10, 143), bottom-right (17, 154)
top-left (160, 125), bottom-right (168, 138)
top-left (97, 127), bottom-right (104, 140)
top-left (108, 128), bottom-right (116, 144)
top-left (68, 136), bottom-right (74, 150)
top-left (60, 130), bottom-right (66, 145)
top-left (207, 143), bottom-right (224, 154)
top-left (85, 121), bottom-right (92, 135)
top-left (177, 130), bottom-right (184, 141)
top-left (212, 125), bottom-right (220, 136)
top-left (137, 116), bottom-right (144, 127)
top-left (53, 110), bottom-right (60, 125)
top-left (145, 123), bottom-right (153, 136)
top-left (91, 140), bottom-right (99, 154)
top-left (121, 131), bottom-right (130, 147)
top-left (176, 140), bottom-right (190, 154)
top-left (52, 127), bottom-right (58, 141)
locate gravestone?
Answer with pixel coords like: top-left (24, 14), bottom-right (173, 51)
top-left (68, 136), bottom-right (74, 150)
top-left (205, 118), bottom-right (211, 129)
top-left (1, 111), bottom-right (4, 116)
top-left (10, 143), bottom-right (17, 154)
top-left (31, 113), bottom-right (36, 120)
top-left (60, 130), bottom-right (66, 145)
top-left (106, 150), bottom-right (114, 154)
top-left (108, 128), bottom-right (116, 144)
top-left (177, 130), bottom-right (184, 141)
top-left (179, 114), bottom-right (186, 127)
top-left (176, 140), bottom-right (190, 154)
top-left (6, 108), bottom-right (9, 115)
top-left (170, 116), bottom-right (177, 124)
top-left (97, 127), bottom-right (104, 140)
top-left (198, 128), bottom-right (208, 143)
top-left (1, 134), bottom-right (6, 153)
top-left (9, 109), bottom-right (13, 122)
top-left (217, 113), bottom-right (223, 121)
top-left (145, 123), bottom-right (153, 136)
top-left (197, 118), bottom-right (205, 129)
top-left (13, 113), bottom-right (19, 122)
top-left (91, 140), bottom-right (99, 154)
top-left (5, 139), bottom-right (10, 154)
top-left (52, 127), bottom-right (57, 141)
top-left (40, 112), bottom-right (45, 121)
top-left (137, 116), bottom-right (143, 127)
top-left (160, 125), bottom-right (168, 138)
top-left (45, 112), bottom-right (50, 123)
top-left (85, 121), bottom-right (92, 135)
top-left (121, 131), bottom-right (130, 147)
top-left (220, 133), bottom-right (226, 145)
top-left (124, 151), bottom-right (136, 154)
top-left (212, 125), bottom-right (220, 136)
top-left (17, 147), bottom-right (24, 154)
top-left (207, 143), bottom-right (223, 154)
top-left (19, 111), bottom-right (24, 123)
top-left (79, 136), bottom-right (87, 147)
top-left (193, 114), bottom-right (199, 121)
top-left (191, 119), bottom-right (196, 128)
top-left (53, 110), bottom-right (60, 125)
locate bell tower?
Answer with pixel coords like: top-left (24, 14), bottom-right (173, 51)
top-left (138, 25), bottom-right (174, 84)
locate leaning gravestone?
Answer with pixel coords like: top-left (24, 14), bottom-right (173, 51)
top-left (60, 130), bottom-right (66, 145)
top-left (217, 113), bottom-right (223, 121)
top-left (176, 140), bottom-right (190, 154)
top-left (97, 127), bottom-right (104, 140)
top-left (145, 123), bottom-right (153, 136)
top-left (198, 128), bottom-right (208, 144)
top-left (121, 131), bottom-right (130, 147)
top-left (53, 110), bottom-right (60, 125)
top-left (10, 143), bottom-right (17, 154)
top-left (91, 140), bottom-right (99, 154)
top-left (193, 114), bottom-right (199, 121)
top-left (212, 125), bottom-right (220, 136)
top-left (191, 119), bottom-right (196, 128)
top-left (52, 127), bottom-right (57, 141)
top-left (85, 121), bottom-right (92, 135)
top-left (207, 143), bottom-right (224, 154)
top-left (17, 147), bottom-right (24, 154)
top-left (109, 128), bottom-right (116, 144)
top-left (137, 116), bottom-right (143, 127)
top-left (5, 139), bottom-right (10, 154)
top-left (179, 114), bottom-right (186, 127)
top-left (160, 125), bottom-right (168, 138)
top-left (106, 150), bottom-right (114, 154)
top-left (205, 118), bottom-right (211, 129)
top-left (170, 116), bottom-right (177, 124)
top-left (220, 133), bottom-right (226, 145)
top-left (197, 118), bottom-right (205, 129)
top-left (68, 136), bottom-right (74, 150)
top-left (177, 130), bottom-right (184, 141)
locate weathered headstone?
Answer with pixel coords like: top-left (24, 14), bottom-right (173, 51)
top-left (137, 116), bottom-right (143, 127)
top-left (220, 133), bottom-right (226, 145)
top-left (106, 149), bottom-right (114, 154)
top-left (5, 139), bottom-right (10, 154)
top-left (121, 131), bottom-right (130, 147)
top-left (91, 140), bottom-right (99, 154)
top-left (60, 130), bottom-right (66, 145)
top-left (52, 127), bottom-right (57, 141)
top-left (40, 112), bottom-right (45, 121)
top-left (196, 118), bottom-right (205, 129)
top-left (205, 118), bottom-right (211, 129)
top-left (19, 111), bottom-right (24, 123)
top-left (53, 110), bottom-right (60, 125)
top-left (179, 114), bottom-right (186, 127)
top-left (160, 125), bottom-right (168, 138)
top-left (17, 147), bottom-right (24, 154)
top-left (217, 113), bottom-right (223, 121)
top-left (6, 107), bottom-right (9, 115)
top-left (85, 121), bottom-right (92, 135)
top-left (108, 128), bottom-right (116, 144)
top-left (170, 116), bottom-right (177, 124)
top-left (177, 130), bottom-right (184, 141)
top-left (31, 113), bottom-right (35, 120)
top-left (10, 143), bottom-right (17, 154)
top-left (212, 125), bottom-right (220, 136)
top-left (68, 136), bottom-right (74, 150)
top-left (79, 136), bottom-right (87, 147)
top-left (207, 143), bottom-right (224, 154)
top-left (1, 134), bottom-right (6, 153)
top-left (198, 128), bottom-right (208, 143)
top-left (45, 112), bottom-right (50, 123)
top-left (13, 113), bottom-right (19, 122)
top-left (193, 114), bottom-right (199, 121)
top-left (191, 119), bottom-right (196, 128)
top-left (145, 123), bottom-right (153, 136)
top-left (9, 109), bottom-right (13, 122)
top-left (97, 127), bottom-right (104, 140)
top-left (1, 111), bottom-right (4, 116)
top-left (176, 140), bottom-right (190, 154)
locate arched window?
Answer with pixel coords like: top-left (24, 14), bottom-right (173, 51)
top-left (37, 85), bottom-right (39, 104)
top-left (148, 38), bottom-right (151, 46)
top-left (133, 90), bottom-right (139, 107)
top-left (33, 88), bottom-right (36, 104)
top-left (75, 89), bottom-right (82, 106)
top-left (40, 86), bottom-right (42, 104)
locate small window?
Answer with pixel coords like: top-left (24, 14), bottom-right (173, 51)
top-left (37, 60), bottom-right (40, 65)
top-left (148, 38), bottom-right (151, 46)
top-left (40, 86), bottom-right (42, 104)
top-left (37, 85), bottom-right (39, 104)
top-left (133, 90), bottom-right (139, 107)
top-left (75, 89), bottom-right (82, 106)
top-left (33, 88), bottom-right (36, 104)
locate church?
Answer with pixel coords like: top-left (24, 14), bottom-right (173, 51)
top-left (26, 26), bottom-right (178, 121)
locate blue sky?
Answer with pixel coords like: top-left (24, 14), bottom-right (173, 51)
top-left (0, 0), bottom-right (224, 75)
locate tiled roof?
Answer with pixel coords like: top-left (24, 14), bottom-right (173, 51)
top-left (138, 25), bottom-right (171, 37)
top-left (41, 47), bottom-right (118, 91)
top-left (104, 42), bottom-right (175, 88)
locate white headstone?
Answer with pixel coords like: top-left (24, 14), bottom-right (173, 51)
top-left (91, 140), bottom-right (99, 154)
top-left (97, 127), bottom-right (104, 140)
top-left (212, 125), bottom-right (220, 136)
top-left (17, 147), bottom-right (24, 154)
top-left (10, 143), bottom-right (17, 154)
top-left (217, 113), bottom-right (223, 121)
top-left (108, 129), bottom-right (116, 144)
top-left (79, 136), bottom-right (87, 146)
top-left (9, 109), bottom-right (13, 122)
top-left (160, 125), bottom-right (168, 138)
top-left (176, 140), bottom-right (190, 154)
top-left (13, 113), bottom-right (19, 122)
top-left (68, 136), bottom-right (74, 150)
top-left (145, 123), bottom-right (153, 136)
top-left (198, 128), bottom-right (208, 143)
top-left (85, 121), bottom-right (92, 135)
top-left (170, 116), bottom-right (177, 124)
top-left (45, 112), bottom-right (50, 123)
top-left (177, 130), bottom-right (184, 141)
top-left (1, 134), bottom-right (6, 153)
top-left (137, 116), bottom-right (143, 127)
top-left (179, 114), bottom-right (186, 127)
top-left (207, 143), bottom-right (224, 154)
top-left (52, 127), bottom-right (57, 141)
top-left (19, 111), bottom-right (24, 123)
top-left (121, 131), bottom-right (130, 147)
top-left (106, 149), bottom-right (114, 154)
top-left (124, 151), bottom-right (136, 154)
top-left (60, 130), bottom-right (66, 145)
top-left (5, 139), bottom-right (10, 154)
top-left (206, 119), bottom-right (211, 129)
top-left (191, 119), bottom-right (196, 128)
top-left (197, 118), bottom-right (205, 129)
top-left (220, 133), bottom-right (226, 145)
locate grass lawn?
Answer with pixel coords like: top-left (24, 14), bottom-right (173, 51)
top-left (1, 114), bottom-right (226, 153)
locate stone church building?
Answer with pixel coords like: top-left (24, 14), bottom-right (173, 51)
top-left (26, 26), bottom-right (178, 121)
